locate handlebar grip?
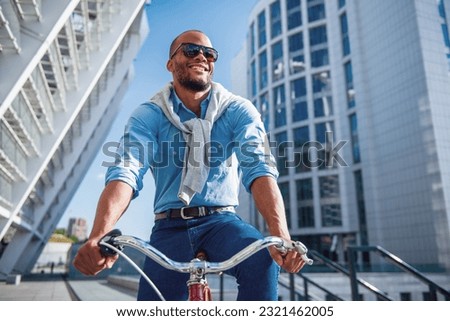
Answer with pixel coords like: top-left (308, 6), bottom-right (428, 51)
top-left (98, 229), bottom-right (123, 257)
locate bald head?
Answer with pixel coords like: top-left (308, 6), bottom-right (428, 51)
top-left (169, 30), bottom-right (211, 58)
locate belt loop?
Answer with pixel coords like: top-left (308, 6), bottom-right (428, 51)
top-left (165, 209), bottom-right (171, 220)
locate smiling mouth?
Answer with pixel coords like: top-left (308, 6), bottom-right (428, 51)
top-left (189, 64), bottom-right (209, 72)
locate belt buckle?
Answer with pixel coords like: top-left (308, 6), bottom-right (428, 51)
top-left (180, 207), bottom-right (193, 220)
top-left (180, 206), bottom-right (207, 219)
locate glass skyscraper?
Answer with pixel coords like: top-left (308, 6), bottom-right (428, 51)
top-left (233, 0), bottom-right (450, 272)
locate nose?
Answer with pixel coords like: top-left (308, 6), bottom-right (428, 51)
top-left (193, 49), bottom-right (208, 61)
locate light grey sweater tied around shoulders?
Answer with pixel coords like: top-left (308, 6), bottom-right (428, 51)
top-left (149, 82), bottom-right (249, 206)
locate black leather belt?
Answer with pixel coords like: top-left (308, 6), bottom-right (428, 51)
top-left (154, 206), bottom-right (235, 221)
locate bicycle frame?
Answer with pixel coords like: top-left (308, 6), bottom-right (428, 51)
top-left (99, 230), bottom-right (313, 301)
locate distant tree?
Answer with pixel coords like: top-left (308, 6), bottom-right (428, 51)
top-left (69, 235), bottom-right (80, 243)
top-left (54, 228), bottom-right (66, 235)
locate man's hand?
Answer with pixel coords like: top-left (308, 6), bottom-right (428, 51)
top-left (73, 239), bottom-right (118, 275)
top-left (269, 242), bottom-right (307, 273)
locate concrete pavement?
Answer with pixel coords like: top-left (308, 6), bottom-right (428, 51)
top-left (0, 274), bottom-right (136, 301)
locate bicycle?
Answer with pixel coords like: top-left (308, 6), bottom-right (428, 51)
top-left (99, 229), bottom-right (314, 301)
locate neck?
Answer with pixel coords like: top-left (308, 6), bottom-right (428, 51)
top-left (173, 83), bottom-right (211, 117)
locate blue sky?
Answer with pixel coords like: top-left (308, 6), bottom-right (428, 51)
top-left (59, 0), bottom-right (258, 239)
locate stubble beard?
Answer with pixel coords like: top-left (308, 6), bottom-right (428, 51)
top-left (175, 67), bottom-right (212, 92)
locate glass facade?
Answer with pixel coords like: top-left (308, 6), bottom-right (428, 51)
top-left (270, 0), bottom-right (282, 38)
top-left (340, 13), bottom-right (350, 56)
top-left (279, 181), bottom-right (291, 228)
top-left (297, 178), bottom-right (314, 228)
top-left (288, 32), bottom-right (305, 74)
top-left (275, 131), bottom-right (289, 176)
top-left (272, 41), bottom-right (284, 81)
top-left (291, 77), bottom-right (308, 122)
top-left (273, 84), bottom-right (287, 127)
top-left (293, 126), bottom-right (310, 172)
top-left (307, 0), bottom-right (326, 23)
top-left (344, 61), bottom-right (355, 108)
top-left (242, 0), bottom-right (450, 273)
top-left (258, 10), bottom-right (267, 48)
top-left (309, 25), bottom-right (329, 68)
top-left (287, 0), bottom-right (302, 30)
top-left (437, 0), bottom-right (450, 69)
top-left (247, 0), bottom-right (357, 263)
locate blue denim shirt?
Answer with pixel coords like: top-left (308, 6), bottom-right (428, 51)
top-left (105, 88), bottom-right (278, 214)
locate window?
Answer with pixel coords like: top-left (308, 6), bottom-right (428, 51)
top-left (259, 51), bottom-right (268, 90)
top-left (287, 0), bottom-right (302, 30)
top-left (315, 121), bottom-right (335, 170)
top-left (319, 175), bottom-right (340, 198)
top-left (270, 0), bottom-right (282, 38)
top-left (311, 49), bottom-right (329, 67)
top-left (259, 92), bottom-right (270, 131)
top-left (258, 11), bottom-right (266, 48)
top-left (315, 121), bottom-right (334, 144)
top-left (288, 32), bottom-right (305, 74)
top-left (340, 13), bottom-right (350, 56)
top-left (249, 23), bottom-right (256, 56)
top-left (273, 85), bottom-right (286, 127)
top-left (275, 131), bottom-right (289, 176)
top-left (251, 60), bottom-right (257, 97)
top-left (298, 206), bottom-right (315, 228)
top-left (344, 61), bottom-right (355, 108)
top-left (338, 0), bottom-right (346, 9)
top-left (312, 72), bottom-right (333, 118)
top-left (293, 126), bottom-right (310, 172)
top-left (321, 204), bottom-right (342, 226)
top-left (272, 41), bottom-right (284, 81)
top-left (308, 0), bottom-right (326, 22)
top-left (296, 178), bottom-right (314, 228)
top-left (291, 77), bottom-right (308, 122)
top-left (279, 182), bottom-right (291, 228)
top-left (320, 175), bottom-right (341, 227)
top-left (310, 25), bottom-right (327, 46)
top-left (349, 113), bottom-right (360, 163)
top-left (310, 25), bottom-right (329, 68)
top-left (297, 178), bottom-right (313, 200)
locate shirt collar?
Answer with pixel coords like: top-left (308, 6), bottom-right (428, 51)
top-left (170, 87), bottom-right (212, 119)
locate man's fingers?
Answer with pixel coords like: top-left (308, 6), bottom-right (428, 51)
top-left (105, 255), bottom-right (118, 269)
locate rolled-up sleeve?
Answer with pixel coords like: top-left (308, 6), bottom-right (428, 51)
top-left (105, 103), bottom-right (159, 199)
top-left (231, 100), bottom-right (279, 193)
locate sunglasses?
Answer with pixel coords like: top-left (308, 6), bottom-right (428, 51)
top-left (170, 42), bottom-right (219, 62)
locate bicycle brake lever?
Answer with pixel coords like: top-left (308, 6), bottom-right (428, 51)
top-left (99, 229), bottom-right (124, 257)
top-left (292, 241), bottom-right (314, 265)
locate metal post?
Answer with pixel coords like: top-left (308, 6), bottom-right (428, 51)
top-left (429, 285), bottom-right (437, 301)
top-left (219, 273), bottom-right (224, 301)
top-left (303, 276), bottom-right (309, 301)
top-left (347, 247), bottom-right (360, 301)
top-left (289, 273), bottom-right (295, 301)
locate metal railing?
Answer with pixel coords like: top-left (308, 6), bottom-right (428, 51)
top-left (308, 250), bottom-right (392, 301)
top-left (347, 246), bottom-right (450, 301)
top-left (279, 272), bottom-right (344, 301)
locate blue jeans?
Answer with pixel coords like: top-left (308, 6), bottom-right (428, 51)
top-left (137, 212), bottom-right (280, 301)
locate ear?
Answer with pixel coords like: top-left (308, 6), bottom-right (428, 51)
top-left (166, 59), bottom-right (173, 72)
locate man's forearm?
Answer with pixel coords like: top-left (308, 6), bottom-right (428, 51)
top-left (88, 180), bottom-right (133, 241)
top-left (250, 176), bottom-right (291, 240)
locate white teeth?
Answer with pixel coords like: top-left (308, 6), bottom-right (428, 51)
top-left (190, 65), bottom-right (207, 71)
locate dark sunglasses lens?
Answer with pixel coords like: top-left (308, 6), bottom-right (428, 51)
top-left (184, 44), bottom-right (201, 57)
top-left (203, 49), bottom-right (218, 61)
top-left (183, 44), bottom-right (217, 61)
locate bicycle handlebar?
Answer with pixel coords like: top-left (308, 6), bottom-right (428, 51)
top-left (99, 229), bottom-right (313, 274)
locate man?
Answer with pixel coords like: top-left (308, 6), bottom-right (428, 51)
top-left (73, 30), bottom-right (306, 300)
